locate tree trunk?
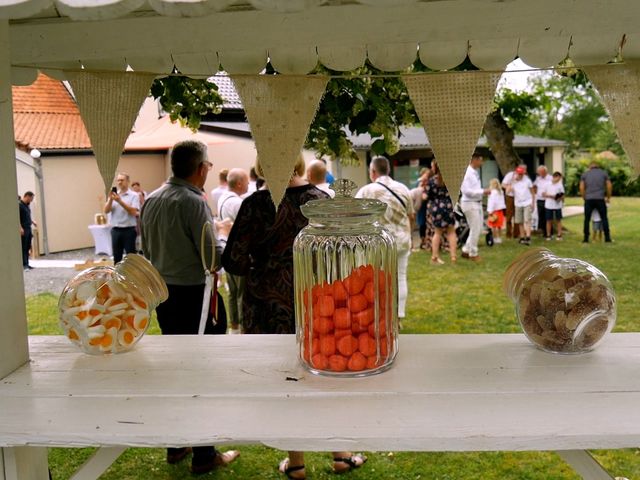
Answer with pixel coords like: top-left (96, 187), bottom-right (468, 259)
top-left (483, 110), bottom-right (521, 176)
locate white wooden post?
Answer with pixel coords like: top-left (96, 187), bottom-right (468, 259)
top-left (2, 448), bottom-right (49, 480)
top-left (0, 20), bottom-right (29, 378)
top-left (0, 20), bottom-right (48, 480)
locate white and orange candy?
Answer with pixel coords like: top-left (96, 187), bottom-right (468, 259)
top-left (59, 276), bottom-right (151, 354)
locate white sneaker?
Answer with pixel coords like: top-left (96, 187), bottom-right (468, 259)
top-left (228, 328), bottom-right (242, 335)
top-left (494, 237), bottom-right (502, 244)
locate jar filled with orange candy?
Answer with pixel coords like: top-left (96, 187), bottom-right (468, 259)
top-left (58, 254), bottom-right (168, 354)
top-left (293, 179), bottom-right (398, 377)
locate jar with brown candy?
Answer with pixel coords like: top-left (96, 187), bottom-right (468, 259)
top-left (58, 254), bottom-right (168, 354)
top-left (503, 248), bottom-right (616, 354)
top-left (293, 179), bottom-right (398, 376)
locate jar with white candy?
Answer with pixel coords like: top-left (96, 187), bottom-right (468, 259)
top-left (503, 248), bottom-right (616, 354)
top-left (58, 254), bottom-right (168, 354)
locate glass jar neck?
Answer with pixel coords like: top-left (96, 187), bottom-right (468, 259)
top-left (115, 254), bottom-right (168, 309)
top-left (503, 248), bottom-right (555, 300)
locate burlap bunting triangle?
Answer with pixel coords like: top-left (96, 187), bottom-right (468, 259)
top-left (231, 75), bottom-right (328, 207)
top-left (584, 61), bottom-right (640, 176)
top-left (403, 71), bottom-right (501, 200)
top-left (66, 71), bottom-right (156, 194)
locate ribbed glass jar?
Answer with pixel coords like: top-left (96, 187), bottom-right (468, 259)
top-left (293, 179), bottom-right (398, 376)
top-left (503, 248), bottom-right (616, 354)
top-left (58, 254), bottom-right (168, 354)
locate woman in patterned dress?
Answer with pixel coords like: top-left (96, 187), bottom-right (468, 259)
top-left (426, 160), bottom-right (457, 264)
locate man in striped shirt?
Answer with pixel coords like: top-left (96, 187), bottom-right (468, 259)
top-left (356, 156), bottom-right (414, 320)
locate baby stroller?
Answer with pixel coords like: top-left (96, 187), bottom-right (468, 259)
top-left (454, 203), bottom-right (493, 248)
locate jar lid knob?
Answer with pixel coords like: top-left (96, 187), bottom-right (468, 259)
top-left (331, 178), bottom-right (358, 198)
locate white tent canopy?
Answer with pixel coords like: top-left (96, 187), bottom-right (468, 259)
top-left (3, 0), bottom-right (640, 80)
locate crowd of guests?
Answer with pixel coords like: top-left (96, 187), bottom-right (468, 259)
top-left (11, 140), bottom-right (610, 477)
top-left (406, 154), bottom-right (614, 267)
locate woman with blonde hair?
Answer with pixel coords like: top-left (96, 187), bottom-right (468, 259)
top-left (487, 178), bottom-right (506, 244)
top-left (222, 154), bottom-right (367, 479)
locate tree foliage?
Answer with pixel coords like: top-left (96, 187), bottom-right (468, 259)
top-left (502, 71), bottom-right (621, 155)
top-left (150, 76), bottom-right (223, 130)
top-left (306, 63), bottom-right (418, 165)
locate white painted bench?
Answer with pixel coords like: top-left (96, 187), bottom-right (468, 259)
top-left (1, 334), bottom-right (639, 479)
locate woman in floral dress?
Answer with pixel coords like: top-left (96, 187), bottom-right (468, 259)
top-left (426, 160), bottom-right (457, 264)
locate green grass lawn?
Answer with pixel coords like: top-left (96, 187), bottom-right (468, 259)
top-left (27, 197), bottom-right (640, 479)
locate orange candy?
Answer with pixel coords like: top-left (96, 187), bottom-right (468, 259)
top-left (357, 265), bottom-right (374, 282)
top-left (366, 355), bottom-right (384, 370)
top-left (343, 273), bottom-right (365, 295)
top-left (319, 335), bottom-right (336, 356)
top-left (312, 282), bottom-right (332, 302)
top-left (334, 328), bottom-right (352, 339)
top-left (337, 335), bottom-right (358, 356)
top-left (348, 294), bottom-right (368, 313)
top-left (368, 320), bottom-right (387, 337)
top-left (358, 332), bottom-right (377, 356)
top-left (376, 270), bottom-right (387, 292)
top-left (317, 295), bottom-right (335, 317)
top-left (333, 308), bottom-right (351, 329)
top-left (328, 354), bottom-right (347, 372)
top-left (301, 265), bottom-right (392, 373)
top-left (332, 280), bottom-right (348, 302)
top-left (313, 316), bottom-right (334, 335)
top-left (312, 353), bottom-right (329, 370)
top-left (353, 307), bottom-right (374, 327)
top-left (363, 281), bottom-right (375, 304)
top-left (348, 351), bottom-right (367, 371)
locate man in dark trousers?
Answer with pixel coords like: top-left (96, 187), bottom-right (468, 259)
top-left (103, 172), bottom-right (140, 264)
top-left (580, 161), bottom-right (613, 243)
top-left (140, 139), bottom-right (238, 474)
top-left (19, 191), bottom-right (37, 270)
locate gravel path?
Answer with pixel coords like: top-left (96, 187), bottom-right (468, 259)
top-left (24, 248), bottom-right (107, 296)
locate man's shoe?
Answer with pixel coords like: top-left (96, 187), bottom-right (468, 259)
top-left (167, 447), bottom-right (192, 464)
top-left (461, 251), bottom-right (470, 259)
top-left (605, 238), bottom-right (613, 243)
top-left (191, 450), bottom-right (240, 475)
top-left (469, 255), bottom-right (482, 262)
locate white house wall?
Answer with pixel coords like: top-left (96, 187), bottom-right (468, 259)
top-left (40, 153), bottom-right (166, 253)
top-left (15, 150), bottom-right (42, 252)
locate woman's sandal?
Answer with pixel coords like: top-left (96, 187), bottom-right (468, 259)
top-left (332, 454), bottom-right (368, 474)
top-left (451, 256), bottom-right (457, 263)
top-left (279, 458), bottom-right (306, 480)
top-left (431, 257), bottom-right (445, 265)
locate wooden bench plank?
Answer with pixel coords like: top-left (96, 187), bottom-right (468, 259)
top-left (0, 334), bottom-right (638, 453)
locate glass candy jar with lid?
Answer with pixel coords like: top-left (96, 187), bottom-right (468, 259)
top-left (58, 254), bottom-right (168, 354)
top-left (503, 248), bottom-right (616, 354)
top-left (293, 179), bottom-right (398, 376)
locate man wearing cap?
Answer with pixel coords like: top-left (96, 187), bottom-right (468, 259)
top-left (509, 166), bottom-right (535, 245)
top-left (460, 153), bottom-right (490, 262)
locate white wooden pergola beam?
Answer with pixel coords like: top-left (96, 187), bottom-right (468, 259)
top-left (8, 0), bottom-right (640, 71)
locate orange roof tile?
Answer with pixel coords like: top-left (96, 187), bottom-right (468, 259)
top-left (12, 73), bottom-right (91, 150)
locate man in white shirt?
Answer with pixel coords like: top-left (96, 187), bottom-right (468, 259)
top-left (460, 153), bottom-right (490, 262)
top-left (209, 169), bottom-right (228, 218)
top-left (542, 171), bottom-right (565, 240)
top-left (218, 168), bottom-right (249, 334)
top-left (306, 159), bottom-right (335, 198)
top-left (356, 156), bottom-right (414, 319)
top-left (509, 166), bottom-right (535, 245)
top-left (532, 165), bottom-right (552, 237)
top-left (103, 172), bottom-right (141, 264)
